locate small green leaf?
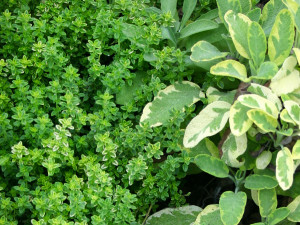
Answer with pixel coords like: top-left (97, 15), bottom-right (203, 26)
top-left (229, 101), bottom-right (253, 136)
top-left (194, 154), bottom-right (229, 178)
top-left (256, 151), bottom-right (272, 170)
top-left (224, 10), bottom-right (252, 59)
top-left (261, 0), bottom-right (287, 36)
top-left (179, 19), bottom-right (219, 39)
top-left (292, 140), bottom-right (300, 160)
top-left (294, 48), bottom-right (300, 65)
top-left (245, 175), bottom-right (278, 190)
top-left (183, 101), bottom-right (231, 148)
top-left (146, 205), bottom-right (202, 225)
top-left (258, 188), bottom-right (277, 217)
top-left (184, 138), bottom-right (219, 160)
top-left (268, 207), bottom-right (290, 225)
top-left (193, 204), bottom-right (223, 225)
top-left (251, 61), bottom-right (278, 80)
top-left (180, 0), bottom-right (197, 30)
top-left (140, 81), bottom-right (202, 127)
top-left (268, 9), bottom-right (295, 66)
top-left (190, 41), bottom-right (228, 62)
top-left (276, 147), bottom-right (294, 190)
top-left (219, 191), bottom-right (247, 225)
top-left (222, 133), bottom-right (247, 168)
top-left (247, 109), bottom-right (278, 133)
top-left (287, 195), bottom-right (300, 222)
top-left (248, 22), bottom-right (267, 68)
top-left (210, 60), bottom-right (249, 82)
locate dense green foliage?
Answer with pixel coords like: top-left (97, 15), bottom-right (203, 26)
top-left (0, 0), bottom-right (220, 224)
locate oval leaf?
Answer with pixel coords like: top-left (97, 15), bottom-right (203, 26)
top-left (193, 204), bottom-right (223, 225)
top-left (280, 109), bottom-right (296, 125)
top-left (180, 19), bottom-right (219, 39)
top-left (140, 81), bottom-right (202, 127)
top-left (216, 0), bottom-right (242, 24)
top-left (146, 205), bottom-right (202, 225)
top-left (292, 140), bottom-right (300, 160)
top-left (183, 101), bottom-right (231, 148)
top-left (247, 109), bottom-right (278, 133)
top-left (222, 133), bottom-right (247, 168)
top-left (268, 9), bottom-right (295, 66)
top-left (248, 21), bottom-right (267, 68)
top-left (194, 154), bottom-right (229, 178)
top-left (258, 188), bottom-right (277, 217)
top-left (219, 191), bottom-right (247, 225)
top-left (225, 10), bottom-right (252, 59)
top-left (261, 0), bottom-right (287, 36)
top-left (268, 207), bottom-right (290, 225)
top-left (247, 83), bottom-right (282, 111)
top-left (190, 41), bottom-right (228, 62)
top-left (238, 94), bottom-right (279, 118)
top-left (245, 175), bottom-right (278, 190)
top-left (270, 56), bottom-right (300, 96)
top-left (256, 151), bottom-right (272, 170)
top-left (229, 101), bottom-right (253, 136)
top-left (251, 61), bottom-right (278, 80)
top-left (276, 147), bottom-right (294, 190)
top-left (210, 60), bottom-right (249, 82)
top-left (287, 195), bottom-right (300, 222)
top-left (284, 100), bottom-right (300, 126)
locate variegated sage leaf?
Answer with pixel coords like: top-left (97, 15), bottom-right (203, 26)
top-left (194, 154), bottom-right (229, 178)
top-left (292, 140), bottom-right (300, 160)
top-left (206, 87), bottom-right (236, 104)
top-left (268, 207), bottom-right (290, 225)
top-left (248, 21), bottom-right (266, 68)
top-left (247, 83), bottom-right (282, 111)
top-left (219, 191), bottom-right (247, 225)
top-left (224, 10), bottom-right (252, 59)
top-left (140, 81), bottom-right (202, 127)
top-left (284, 100), bottom-right (300, 125)
top-left (190, 41), bottom-right (228, 62)
top-left (251, 61), bottom-right (278, 80)
top-left (251, 190), bottom-right (259, 206)
top-left (280, 109), bottom-right (296, 125)
top-left (261, 0), bottom-right (287, 36)
top-left (193, 205), bottom-right (223, 225)
top-left (145, 205), bottom-right (202, 225)
top-left (268, 9), bottom-right (295, 66)
top-left (183, 101), bottom-right (231, 148)
top-left (238, 94), bottom-right (279, 118)
top-left (216, 0), bottom-right (241, 24)
top-left (229, 101), bottom-right (253, 136)
top-left (294, 48), bottom-right (300, 64)
top-left (270, 56), bottom-right (300, 96)
top-left (287, 195), bottom-right (300, 222)
top-left (258, 188), bottom-right (277, 217)
top-left (247, 8), bottom-right (261, 22)
top-left (276, 147), bottom-right (294, 190)
top-left (210, 60), bottom-right (249, 82)
top-left (256, 151), bottom-right (273, 170)
top-left (245, 175), bottom-right (278, 190)
top-left (247, 109), bottom-right (278, 133)
top-left (240, 0), bottom-right (252, 13)
top-left (282, 0), bottom-right (300, 32)
top-left (222, 133), bottom-right (247, 168)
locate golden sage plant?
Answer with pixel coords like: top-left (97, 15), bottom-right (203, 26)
top-left (142, 0), bottom-right (300, 224)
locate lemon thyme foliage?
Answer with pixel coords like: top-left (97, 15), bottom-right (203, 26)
top-left (0, 0), bottom-right (194, 224)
